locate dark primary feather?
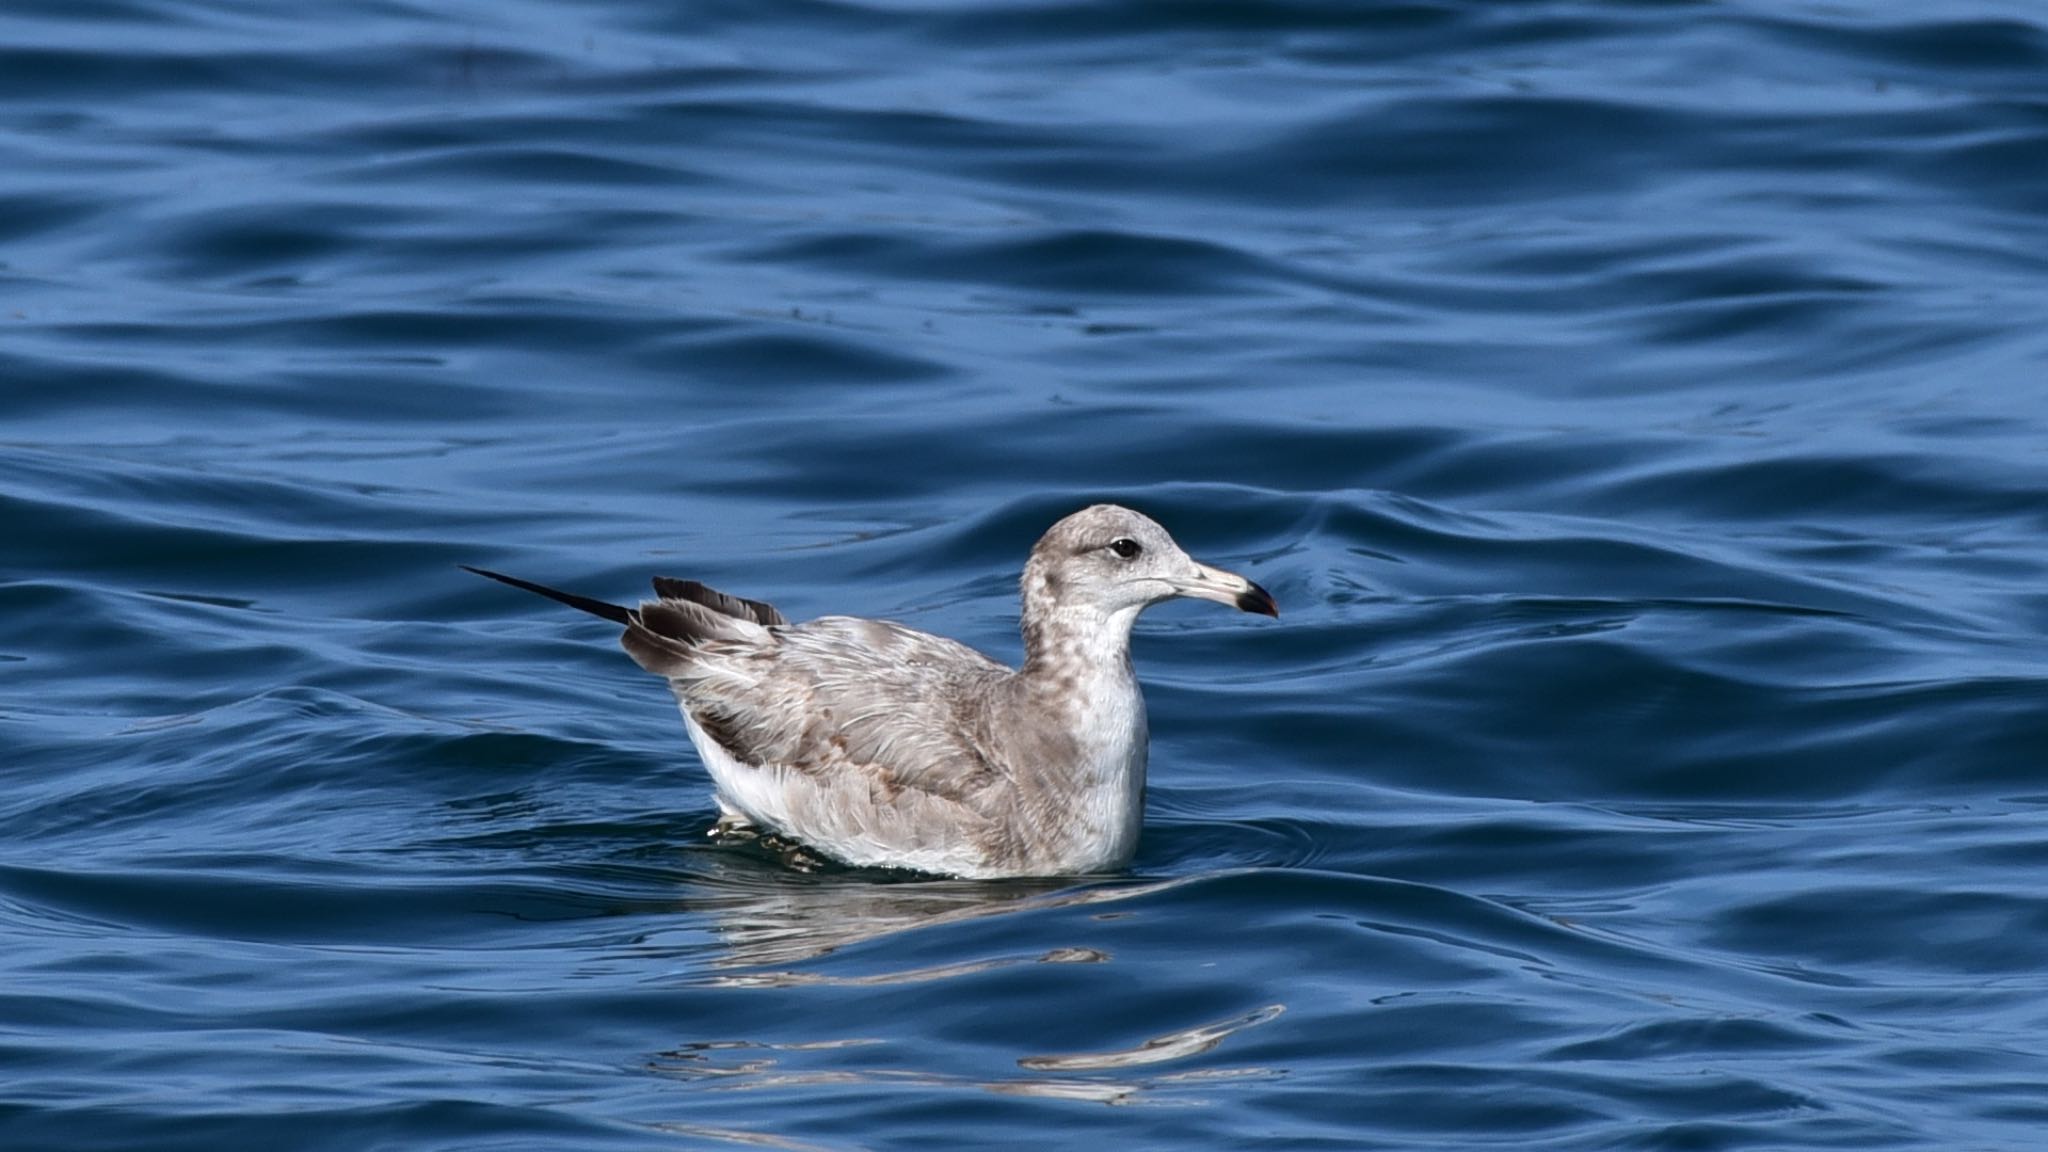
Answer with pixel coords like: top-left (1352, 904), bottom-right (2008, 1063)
top-left (459, 565), bottom-right (789, 679)
top-left (651, 577), bottom-right (788, 627)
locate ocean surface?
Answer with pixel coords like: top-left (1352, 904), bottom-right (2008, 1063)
top-left (5, 1), bottom-right (2047, 1148)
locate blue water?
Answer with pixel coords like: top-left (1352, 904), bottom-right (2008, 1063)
top-left (6, 1), bottom-right (2048, 1147)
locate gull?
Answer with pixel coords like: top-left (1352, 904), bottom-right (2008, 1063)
top-left (464, 504), bottom-right (1277, 878)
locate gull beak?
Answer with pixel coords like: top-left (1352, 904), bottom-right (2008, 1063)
top-left (1177, 560), bottom-right (1279, 617)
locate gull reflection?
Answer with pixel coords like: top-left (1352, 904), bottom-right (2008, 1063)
top-left (672, 854), bottom-right (1186, 974)
top-left (650, 1011), bottom-right (1287, 1109)
top-left (639, 860), bottom-right (1286, 1123)
top-left (1018, 1004), bottom-right (1286, 1071)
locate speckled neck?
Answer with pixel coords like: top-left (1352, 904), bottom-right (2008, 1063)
top-left (1017, 549), bottom-right (1139, 683)
top-left (1000, 549), bottom-right (1150, 874)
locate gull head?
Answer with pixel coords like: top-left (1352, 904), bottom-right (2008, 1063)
top-left (1025, 504), bottom-right (1279, 620)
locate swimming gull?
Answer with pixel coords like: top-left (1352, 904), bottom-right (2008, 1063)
top-left (464, 504), bottom-right (1277, 878)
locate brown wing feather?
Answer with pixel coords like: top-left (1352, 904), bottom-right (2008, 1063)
top-left (670, 616), bottom-right (1011, 807)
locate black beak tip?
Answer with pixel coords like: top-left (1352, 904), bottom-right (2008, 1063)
top-left (1237, 581), bottom-right (1279, 618)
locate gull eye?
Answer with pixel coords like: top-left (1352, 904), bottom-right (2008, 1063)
top-left (1109, 537), bottom-right (1142, 560)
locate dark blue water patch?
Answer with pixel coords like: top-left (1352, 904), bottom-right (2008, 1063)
top-left (635, 325), bottom-right (954, 386)
top-left (1578, 450), bottom-right (2048, 531)
top-left (744, 227), bottom-right (1296, 298)
top-left (0, 857), bottom-right (610, 946)
top-left (0, 191), bottom-right (109, 246)
top-left (1903, 120), bottom-right (2048, 216)
top-left (0, 39), bottom-right (482, 106)
top-left (35, 299), bottom-right (693, 359)
top-left (1762, 12), bottom-right (2048, 81)
top-left (1245, 628), bottom-right (2048, 802)
top-left (0, 1101), bottom-right (650, 1152)
top-left (338, 146), bottom-right (724, 192)
top-left (1238, 95), bottom-right (1705, 209)
top-left (1709, 881), bottom-right (2048, 978)
top-left (0, 483), bottom-right (461, 609)
top-left (133, 204), bottom-right (423, 282)
top-left (895, 0), bottom-right (1479, 48)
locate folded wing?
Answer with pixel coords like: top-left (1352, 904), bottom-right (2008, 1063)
top-left (654, 613), bottom-right (1014, 808)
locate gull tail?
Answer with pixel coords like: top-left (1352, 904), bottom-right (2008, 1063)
top-left (460, 565), bottom-right (633, 626)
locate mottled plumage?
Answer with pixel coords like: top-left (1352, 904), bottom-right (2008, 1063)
top-left (466, 504), bottom-right (1277, 878)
